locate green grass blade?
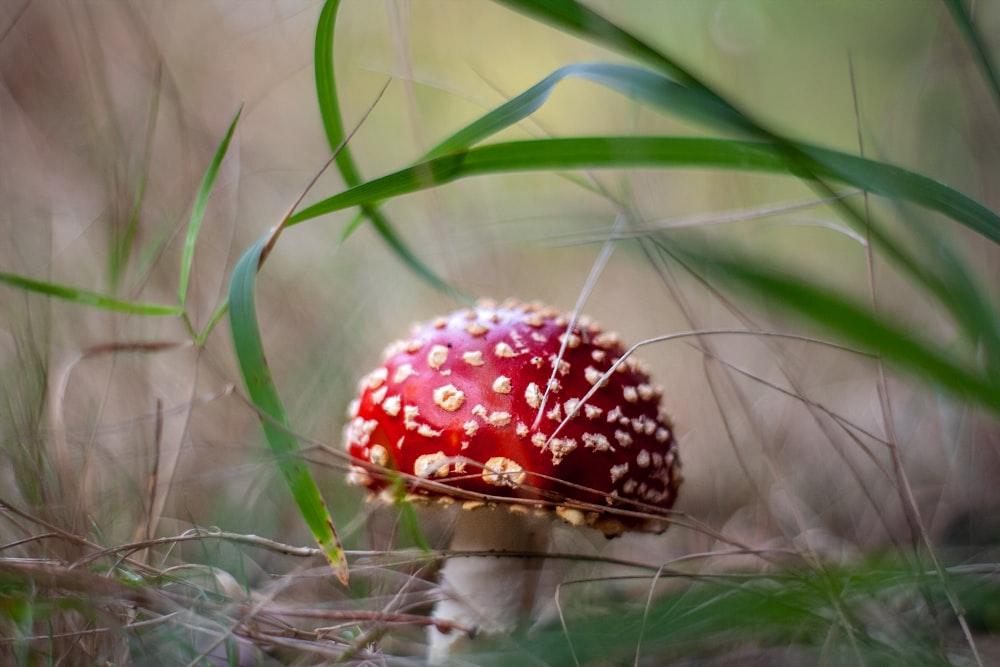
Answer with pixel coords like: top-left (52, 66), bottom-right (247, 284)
top-left (195, 297), bottom-right (230, 347)
top-left (315, 0), bottom-right (360, 188)
top-left (665, 238), bottom-right (1000, 415)
top-left (228, 236), bottom-right (349, 585)
top-left (315, 0), bottom-right (458, 297)
top-left (287, 137), bottom-right (1000, 245)
top-left (0, 272), bottom-right (182, 316)
top-left (178, 105), bottom-right (243, 310)
top-left (493, 0), bottom-right (717, 99)
top-left (793, 144), bottom-right (1000, 244)
top-left (426, 62), bottom-right (751, 159)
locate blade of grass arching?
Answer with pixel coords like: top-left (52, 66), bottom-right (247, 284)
top-left (315, 0), bottom-right (458, 297)
top-left (791, 144), bottom-right (1000, 244)
top-left (665, 240), bottom-right (1000, 415)
top-left (492, 0), bottom-right (723, 104)
top-left (315, 0), bottom-right (360, 187)
top-left (942, 0), bottom-right (1000, 116)
top-left (228, 236), bottom-right (349, 585)
top-left (0, 272), bottom-right (181, 316)
top-left (178, 105), bottom-right (243, 312)
top-left (425, 63), bottom-right (752, 160)
top-left (288, 137), bottom-right (1000, 245)
top-left (491, 0), bottom-right (795, 159)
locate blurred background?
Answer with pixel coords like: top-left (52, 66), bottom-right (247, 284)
top-left (1, 0), bottom-right (999, 660)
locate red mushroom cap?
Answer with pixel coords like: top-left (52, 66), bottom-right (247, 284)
top-left (344, 300), bottom-right (682, 536)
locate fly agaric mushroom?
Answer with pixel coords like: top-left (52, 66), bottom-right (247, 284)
top-left (344, 300), bottom-right (681, 661)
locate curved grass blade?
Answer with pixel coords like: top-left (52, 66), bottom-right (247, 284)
top-left (315, 0), bottom-right (459, 297)
top-left (493, 0), bottom-right (719, 101)
top-left (663, 238), bottom-right (1000, 415)
top-left (426, 62), bottom-right (752, 159)
top-left (288, 137), bottom-right (1000, 245)
top-left (0, 272), bottom-right (181, 316)
top-left (488, 0), bottom-right (781, 164)
top-left (228, 236), bottom-right (349, 585)
top-left (791, 144), bottom-right (1000, 244)
top-left (178, 104), bottom-right (243, 311)
top-left (315, 0), bottom-right (360, 188)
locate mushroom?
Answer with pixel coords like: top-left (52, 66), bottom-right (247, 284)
top-left (343, 299), bottom-right (682, 662)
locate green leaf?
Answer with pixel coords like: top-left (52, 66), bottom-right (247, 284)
top-left (315, 0), bottom-right (361, 188)
top-left (178, 105), bottom-right (243, 310)
top-left (288, 137), bottom-right (1000, 246)
top-left (493, 0), bottom-right (716, 97)
top-left (664, 238), bottom-right (1000, 415)
top-left (315, 0), bottom-right (459, 297)
top-left (0, 272), bottom-right (181, 316)
top-left (425, 62), bottom-right (753, 160)
top-left (228, 236), bottom-right (349, 585)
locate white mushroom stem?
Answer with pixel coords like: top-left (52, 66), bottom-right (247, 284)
top-left (428, 506), bottom-right (551, 664)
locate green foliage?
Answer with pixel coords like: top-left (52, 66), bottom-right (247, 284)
top-left (314, 0), bottom-right (460, 296)
top-left (0, 272), bottom-right (182, 316)
top-left (228, 235), bottom-right (349, 584)
top-left (178, 104), bottom-right (243, 313)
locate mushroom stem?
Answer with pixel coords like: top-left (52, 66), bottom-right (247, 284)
top-left (428, 506), bottom-right (551, 663)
